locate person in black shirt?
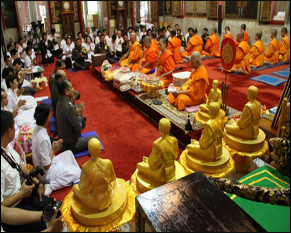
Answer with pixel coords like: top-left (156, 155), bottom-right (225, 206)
top-left (39, 32), bottom-right (54, 64)
top-left (122, 33), bottom-right (130, 55)
top-left (94, 35), bottom-right (116, 64)
top-left (177, 29), bottom-right (186, 47)
top-left (72, 38), bottom-right (91, 71)
top-left (201, 28), bottom-right (209, 50)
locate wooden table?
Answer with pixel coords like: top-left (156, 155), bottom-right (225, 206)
top-left (135, 171), bottom-right (266, 232)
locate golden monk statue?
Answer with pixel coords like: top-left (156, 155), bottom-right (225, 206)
top-left (188, 102), bottom-right (224, 161)
top-left (225, 86), bottom-right (261, 140)
top-left (137, 118), bottom-right (178, 184)
top-left (199, 79), bottom-right (222, 113)
top-left (72, 138), bottom-right (116, 211)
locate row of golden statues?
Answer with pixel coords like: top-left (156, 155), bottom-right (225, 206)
top-left (62, 82), bottom-right (269, 230)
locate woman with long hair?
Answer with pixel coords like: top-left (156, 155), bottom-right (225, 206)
top-left (32, 103), bottom-right (81, 196)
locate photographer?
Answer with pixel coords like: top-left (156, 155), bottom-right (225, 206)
top-left (72, 38), bottom-right (91, 71)
top-left (1, 205), bottom-right (63, 232)
top-left (1, 110), bottom-right (50, 232)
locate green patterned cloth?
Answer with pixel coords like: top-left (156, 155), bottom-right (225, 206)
top-left (227, 165), bottom-right (290, 232)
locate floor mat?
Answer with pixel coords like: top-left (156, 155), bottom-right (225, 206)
top-left (250, 75), bottom-right (287, 86)
top-left (270, 70), bottom-right (290, 78)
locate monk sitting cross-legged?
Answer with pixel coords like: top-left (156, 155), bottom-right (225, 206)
top-left (119, 32), bottom-right (142, 69)
top-left (151, 38), bottom-right (175, 88)
top-left (202, 27), bottom-right (220, 58)
top-left (181, 27), bottom-right (203, 60)
top-left (250, 31), bottom-right (265, 68)
top-left (168, 51), bottom-right (209, 111)
top-left (167, 29), bottom-right (183, 64)
top-left (235, 24), bottom-right (250, 47)
top-left (223, 32), bottom-right (251, 74)
top-left (279, 27), bottom-right (290, 63)
top-left (132, 36), bottom-right (158, 74)
top-left (264, 29), bottom-right (280, 65)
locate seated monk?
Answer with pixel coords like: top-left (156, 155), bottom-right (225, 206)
top-left (167, 29), bottom-right (183, 64)
top-left (72, 138), bottom-right (117, 211)
top-left (235, 24), bottom-right (250, 47)
top-left (199, 79), bottom-right (222, 113)
top-left (250, 31), bottom-right (265, 68)
top-left (151, 31), bottom-right (159, 52)
top-left (279, 27), bottom-right (290, 62)
top-left (132, 36), bottom-right (158, 74)
top-left (223, 32), bottom-right (251, 74)
top-left (224, 26), bottom-right (234, 40)
top-left (187, 102), bottom-right (223, 161)
top-left (119, 32), bottom-right (142, 69)
top-left (137, 118), bottom-right (178, 184)
top-left (202, 27), bottom-right (220, 58)
top-left (168, 51), bottom-right (209, 111)
top-left (264, 29), bottom-right (280, 65)
top-left (152, 38), bottom-right (175, 88)
top-left (225, 86), bottom-right (261, 140)
top-left (181, 27), bottom-right (203, 59)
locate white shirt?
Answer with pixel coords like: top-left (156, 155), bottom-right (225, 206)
top-left (166, 31), bottom-right (171, 38)
top-left (115, 36), bottom-right (124, 52)
top-left (32, 37), bottom-right (40, 48)
top-left (146, 23), bottom-right (154, 30)
top-left (1, 145), bottom-right (22, 206)
top-left (88, 33), bottom-right (94, 42)
top-left (95, 36), bottom-right (100, 45)
top-left (18, 43), bottom-right (27, 59)
top-left (140, 32), bottom-right (146, 37)
top-left (63, 43), bottom-right (75, 57)
top-left (7, 51), bottom-right (11, 57)
top-left (107, 38), bottom-right (116, 53)
top-left (82, 42), bottom-right (95, 54)
top-left (1, 77), bottom-right (7, 91)
top-left (24, 54), bottom-right (32, 68)
top-left (185, 33), bottom-right (190, 43)
top-left (104, 35), bottom-right (110, 44)
top-left (60, 39), bottom-right (66, 50)
top-left (47, 33), bottom-right (60, 50)
top-left (44, 40), bottom-right (52, 57)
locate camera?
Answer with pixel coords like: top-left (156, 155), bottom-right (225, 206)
top-left (21, 166), bottom-right (45, 197)
top-left (43, 197), bottom-right (62, 221)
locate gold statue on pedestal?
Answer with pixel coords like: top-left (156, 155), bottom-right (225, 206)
top-left (196, 79), bottom-right (227, 125)
top-left (179, 102), bottom-right (232, 177)
top-left (71, 138), bottom-right (127, 226)
top-left (223, 85), bottom-right (269, 173)
top-left (135, 118), bottom-right (185, 193)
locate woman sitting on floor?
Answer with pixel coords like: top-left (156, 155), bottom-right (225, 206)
top-left (62, 36), bottom-right (75, 65)
top-left (32, 104), bottom-right (81, 196)
top-left (82, 35), bottom-right (95, 63)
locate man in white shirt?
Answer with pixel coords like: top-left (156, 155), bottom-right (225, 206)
top-left (165, 25), bottom-right (171, 38)
top-left (85, 27), bottom-right (94, 42)
top-left (24, 47), bottom-right (37, 68)
top-left (146, 18), bottom-right (154, 30)
top-left (140, 26), bottom-right (147, 37)
top-left (18, 37), bottom-right (27, 60)
top-left (1, 110), bottom-right (50, 232)
top-left (103, 29), bottom-right (110, 44)
top-left (60, 32), bottom-right (68, 52)
top-left (91, 26), bottom-right (97, 38)
top-left (115, 30), bottom-right (124, 59)
top-left (47, 28), bottom-right (62, 58)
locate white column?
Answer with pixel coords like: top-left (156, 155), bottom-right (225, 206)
top-left (28, 1), bottom-right (38, 23)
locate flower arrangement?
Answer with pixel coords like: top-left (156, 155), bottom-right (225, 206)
top-left (81, 47), bottom-right (87, 54)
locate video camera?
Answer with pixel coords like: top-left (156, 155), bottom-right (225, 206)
top-left (31, 20), bottom-right (44, 31)
top-left (20, 166), bottom-right (45, 197)
top-left (43, 197), bottom-right (62, 221)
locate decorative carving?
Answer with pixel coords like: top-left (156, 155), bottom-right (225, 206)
top-left (165, 1), bottom-right (172, 15)
top-left (172, 1), bottom-right (180, 16)
top-left (208, 1), bottom-right (218, 19)
top-left (185, 1), bottom-right (207, 17)
top-left (259, 1), bottom-right (272, 22)
top-left (222, 42), bottom-right (233, 65)
top-left (50, 1), bottom-right (62, 24)
top-left (73, 1), bottom-right (79, 21)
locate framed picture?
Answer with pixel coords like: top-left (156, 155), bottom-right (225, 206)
top-left (150, 1), bottom-right (159, 25)
top-left (73, 1), bottom-right (79, 22)
top-left (208, 1), bottom-right (218, 19)
top-left (185, 1), bottom-right (207, 17)
top-left (225, 1), bottom-right (258, 19)
top-left (172, 1), bottom-right (180, 16)
top-left (165, 1), bottom-right (172, 15)
top-left (1, 1), bottom-right (18, 28)
top-left (259, 1), bottom-right (272, 22)
top-left (50, 1), bottom-right (62, 24)
top-left (109, 1), bottom-right (116, 19)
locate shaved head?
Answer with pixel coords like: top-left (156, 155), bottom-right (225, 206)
top-left (255, 31), bottom-right (262, 40)
top-left (55, 70), bottom-right (67, 80)
top-left (271, 29), bottom-right (277, 36)
top-left (143, 36), bottom-right (152, 47)
top-left (130, 32), bottom-right (137, 43)
top-left (159, 38), bottom-right (167, 45)
top-left (237, 32), bottom-right (244, 39)
top-left (152, 31), bottom-right (157, 39)
top-left (191, 51), bottom-right (202, 66)
top-left (281, 27), bottom-right (287, 34)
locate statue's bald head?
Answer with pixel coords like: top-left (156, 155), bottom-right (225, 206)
top-left (247, 86), bottom-right (258, 101)
top-left (88, 138), bottom-right (101, 159)
top-left (209, 102), bottom-right (220, 119)
top-left (159, 118), bottom-right (171, 136)
top-left (191, 51), bottom-right (202, 67)
top-left (271, 29), bottom-right (277, 37)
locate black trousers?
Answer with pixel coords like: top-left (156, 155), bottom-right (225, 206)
top-left (42, 55), bottom-right (54, 64)
top-left (73, 61), bottom-right (91, 70)
top-left (63, 135), bottom-right (99, 154)
top-left (1, 195), bottom-right (50, 232)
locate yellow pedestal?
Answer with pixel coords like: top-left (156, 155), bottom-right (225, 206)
top-left (223, 139), bottom-right (269, 173)
top-left (195, 109), bottom-right (227, 125)
top-left (224, 128), bottom-right (266, 152)
top-left (71, 179), bottom-right (127, 227)
top-left (134, 161), bottom-right (186, 193)
top-left (178, 149), bottom-right (235, 178)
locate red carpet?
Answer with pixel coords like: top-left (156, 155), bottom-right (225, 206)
top-left (33, 58), bottom-right (288, 201)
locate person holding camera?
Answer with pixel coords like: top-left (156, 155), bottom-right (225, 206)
top-left (32, 104), bottom-right (81, 196)
top-left (1, 110), bottom-right (51, 232)
top-left (72, 38), bottom-right (91, 71)
top-left (1, 205), bottom-right (64, 232)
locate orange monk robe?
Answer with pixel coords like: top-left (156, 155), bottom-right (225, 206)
top-left (249, 40), bottom-right (265, 67)
top-left (167, 37), bottom-right (183, 64)
top-left (224, 41), bottom-right (251, 74)
top-left (132, 44), bottom-right (158, 74)
top-left (120, 41), bottom-right (142, 69)
top-left (279, 36), bottom-right (290, 62)
top-left (156, 50), bottom-right (175, 88)
top-left (201, 34), bottom-right (220, 57)
top-left (223, 33), bottom-right (234, 40)
top-left (181, 35), bottom-right (203, 58)
top-left (168, 66), bottom-right (209, 111)
top-left (235, 31), bottom-right (249, 46)
top-left (264, 38), bottom-right (280, 64)
top-left (152, 39), bottom-right (159, 51)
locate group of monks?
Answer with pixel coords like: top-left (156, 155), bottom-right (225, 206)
top-left (117, 25), bottom-right (289, 111)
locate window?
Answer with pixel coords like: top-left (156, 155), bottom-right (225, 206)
top-left (140, 1), bottom-right (149, 24)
